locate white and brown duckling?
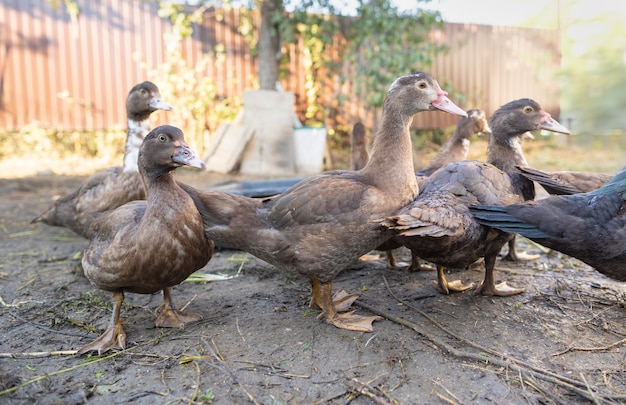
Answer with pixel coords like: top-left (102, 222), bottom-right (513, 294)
top-left (77, 125), bottom-right (211, 355)
top-left (471, 167), bottom-right (626, 282)
top-left (179, 72), bottom-right (467, 332)
top-left (382, 98), bottom-right (570, 296)
top-left (32, 81), bottom-right (173, 237)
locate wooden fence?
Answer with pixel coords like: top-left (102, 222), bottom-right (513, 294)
top-left (0, 0), bottom-right (560, 132)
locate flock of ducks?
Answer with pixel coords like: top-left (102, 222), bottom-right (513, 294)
top-left (32, 72), bottom-right (625, 355)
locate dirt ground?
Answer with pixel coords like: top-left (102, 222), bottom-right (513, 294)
top-left (0, 170), bottom-right (625, 405)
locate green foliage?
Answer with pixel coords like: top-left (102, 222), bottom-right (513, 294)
top-left (223, 1), bottom-right (445, 123)
top-left (340, 1), bottom-right (446, 109)
top-left (139, 1), bottom-right (243, 152)
top-left (49, 0), bottom-right (80, 20)
top-left (412, 127), bottom-right (449, 150)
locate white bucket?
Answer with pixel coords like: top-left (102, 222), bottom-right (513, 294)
top-left (293, 126), bottom-right (327, 174)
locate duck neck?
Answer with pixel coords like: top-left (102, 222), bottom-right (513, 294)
top-left (440, 122), bottom-right (471, 158)
top-left (454, 118), bottom-right (474, 146)
top-left (487, 134), bottom-right (528, 175)
top-left (361, 110), bottom-right (417, 194)
top-left (123, 118), bottom-right (151, 172)
top-left (142, 168), bottom-right (179, 202)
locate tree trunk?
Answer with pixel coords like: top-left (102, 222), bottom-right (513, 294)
top-left (257, 0), bottom-right (281, 90)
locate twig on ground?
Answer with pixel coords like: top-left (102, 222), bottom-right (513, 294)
top-left (233, 360), bottom-right (309, 379)
top-left (8, 312), bottom-right (92, 338)
top-left (235, 317), bottom-right (246, 344)
top-left (179, 294), bottom-right (197, 313)
top-left (198, 336), bottom-right (260, 405)
top-left (0, 345), bottom-right (137, 396)
top-left (345, 376), bottom-right (398, 405)
top-left (431, 378), bottom-right (462, 405)
top-left (435, 392), bottom-right (461, 405)
top-left (552, 337), bottom-right (626, 357)
top-left (580, 372), bottom-right (604, 405)
top-left (523, 375), bottom-right (569, 405)
top-left (0, 350), bottom-right (77, 358)
top-left (186, 361), bottom-right (201, 405)
top-left (388, 358), bottom-right (406, 393)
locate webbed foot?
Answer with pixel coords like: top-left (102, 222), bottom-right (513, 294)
top-left (433, 265), bottom-right (474, 294)
top-left (433, 279), bottom-right (475, 294)
top-left (326, 311), bottom-right (382, 332)
top-left (474, 281), bottom-right (525, 297)
top-left (77, 323), bottom-right (126, 355)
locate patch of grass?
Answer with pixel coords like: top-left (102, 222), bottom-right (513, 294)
top-left (198, 388), bottom-right (215, 404)
top-left (60, 291), bottom-right (111, 315)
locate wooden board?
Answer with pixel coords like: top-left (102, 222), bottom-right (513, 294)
top-left (203, 123), bottom-right (255, 174)
top-left (239, 90), bottom-right (296, 176)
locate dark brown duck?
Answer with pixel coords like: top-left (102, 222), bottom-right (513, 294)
top-left (383, 98), bottom-right (570, 296)
top-left (357, 108), bottom-right (491, 269)
top-left (180, 72), bottom-right (467, 332)
top-left (471, 167), bottom-right (626, 282)
top-left (77, 125), bottom-right (211, 355)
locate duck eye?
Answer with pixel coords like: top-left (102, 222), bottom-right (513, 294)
top-left (139, 88), bottom-right (147, 95)
top-left (418, 81), bottom-right (427, 89)
top-left (523, 106), bottom-right (533, 113)
top-left (158, 134), bottom-right (167, 142)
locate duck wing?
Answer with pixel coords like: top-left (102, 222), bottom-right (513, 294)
top-left (516, 165), bottom-right (612, 195)
top-left (266, 171), bottom-right (370, 228)
top-left (471, 174), bottom-right (626, 281)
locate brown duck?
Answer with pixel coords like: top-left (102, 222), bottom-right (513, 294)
top-left (77, 125), bottom-right (211, 355)
top-left (179, 72), bottom-right (467, 332)
top-left (353, 109), bottom-right (491, 269)
top-left (32, 81), bottom-right (173, 237)
top-left (416, 108), bottom-right (491, 181)
top-left (382, 98), bottom-right (570, 296)
top-left (349, 122), bottom-right (370, 172)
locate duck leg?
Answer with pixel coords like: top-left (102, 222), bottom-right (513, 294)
top-left (77, 290), bottom-right (126, 355)
top-left (309, 278), bottom-right (381, 332)
top-left (432, 265), bottom-right (474, 294)
top-left (155, 287), bottom-right (202, 328)
top-left (382, 250), bottom-right (415, 269)
top-left (475, 252), bottom-right (525, 296)
top-left (503, 236), bottom-right (540, 261)
top-left (407, 254), bottom-right (435, 272)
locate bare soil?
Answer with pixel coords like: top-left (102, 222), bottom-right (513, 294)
top-left (0, 171), bottom-right (625, 405)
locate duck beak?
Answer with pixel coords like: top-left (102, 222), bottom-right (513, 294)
top-left (173, 145), bottom-right (206, 170)
top-left (540, 114), bottom-right (570, 135)
top-left (150, 96), bottom-right (174, 111)
top-left (431, 94), bottom-right (468, 117)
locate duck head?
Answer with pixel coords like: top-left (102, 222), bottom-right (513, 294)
top-left (468, 108), bottom-right (492, 136)
top-left (126, 81), bottom-right (173, 122)
top-left (385, 72), bottom-right (467, 118)
top-left (139, 125), bottom-right (206, 175)
top-left (489, 98), bottom-right (570, 139)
